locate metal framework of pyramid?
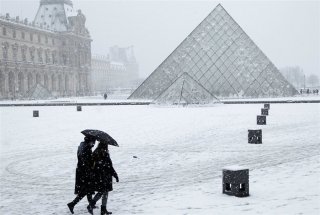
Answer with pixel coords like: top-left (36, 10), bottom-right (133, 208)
top-left (129, 4), bottom-right (298, 100)
top-left (151, 72), bottom-right (220, 105)
top-left (25, 83), bottom-right (56, 100)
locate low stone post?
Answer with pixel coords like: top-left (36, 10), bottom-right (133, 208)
top-left (261, 108), bottom-right (268, 116)
top-left (257, 115), bottom-right (266, 125)
top-left (222, 165), bottom-right (249, 197)
top-left (248, 129), bottom-right (262, 144)
top-left (33, 110), bottom-right (39, 117)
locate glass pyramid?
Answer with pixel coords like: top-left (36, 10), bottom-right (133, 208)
top-left (151, 72), bottom-right (220, 106)
top-left (25, 83), bottom-right (56, 100)
top-left (129, 4), bottom-right (298, 100)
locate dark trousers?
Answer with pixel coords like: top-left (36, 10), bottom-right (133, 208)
top-left (92, 191), bottom-right (108, 207)
top-left (71, 192), bottom-right (93, 205)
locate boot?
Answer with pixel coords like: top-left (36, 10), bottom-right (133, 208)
top-left (101, 205), bottom-right (112, 215)
top-left (67, 202), bottom-right (75, 214)
top-left (87, 200), bottom-right (96, 215)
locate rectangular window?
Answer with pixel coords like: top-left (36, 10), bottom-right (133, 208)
top-left (45, 36), bottom-right (48, 44)
top-left (3, 27), bottom-right (6, 36)
top-left (30, 33), bottom-right (33, 41)
top-left (52, 38), bottom-right (55, 45)
top-left (22, 32), bottom-right (25, 39)
top-left (38, 35), bottom-right (41, 43)
top-left (13, 29), bottom-right (16, 38)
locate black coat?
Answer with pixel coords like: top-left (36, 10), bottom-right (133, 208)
top-left (93, 151), bottom-right (117, 192)
top-left (74, 141), bottom-right (95, 195)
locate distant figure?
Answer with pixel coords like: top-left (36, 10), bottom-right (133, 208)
top-left (104, 93), bottom-right (108, 100)
top-left (316, 89), bottom-right (319, 95)
top-left (300, 89), bottom-right (302, 94)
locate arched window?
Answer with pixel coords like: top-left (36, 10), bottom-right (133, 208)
top-left (65, 75), bottom-right (69, 91)
top-left (0, 71), bottom-right (5, 94)
top-left (52, 51), bottom-right (56, 64)
top-left (21, 45), bottom-right (27, 61)
top-left (8, 72), bottom-right (15, 93)
top-left (18, 72), bottom-right (24, 92)
top-left (44, 73), bottom-right (48, 88)
top-left (62, 53), bottom-right (67, 65)
top-left (51, 74), bottom-right (56, 91)
top-left (12, 44), bottom-right (18, 60)
top-left (36, 73), bottom-right (41, 84)
top-left (37, 48), bottom-right (43, 63)
top-left (2, 41), bottom-right (9, 59)
top-left (30, 47), bottom-right (35, 62)
top-left (27, 73), bottom-right (33, 90)
top-left (58, 74), bottom-right (63, 91)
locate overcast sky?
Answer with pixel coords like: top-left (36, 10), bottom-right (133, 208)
top-left (1, 0), bottom-right (319, 78)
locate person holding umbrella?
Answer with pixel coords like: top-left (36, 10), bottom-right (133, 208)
top-left (87, 140), bottom-right (119, 215)
top-left (67, 136), bottom-right (96, 214)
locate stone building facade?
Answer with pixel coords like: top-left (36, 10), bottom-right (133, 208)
top-left (0, 0), bottom-right (92, 100)
top-left (91, 46), bottom-right (139, 93)
top-left (91, 54), bottom-right (108, 92)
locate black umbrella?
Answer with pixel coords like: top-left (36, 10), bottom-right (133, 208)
top-left (81, 129), bottom-right (119, 147)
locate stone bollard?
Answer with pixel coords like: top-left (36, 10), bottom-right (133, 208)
top-left (257, 115), bottom-right (266, 125)
top-left (261, 108), bottom-right (268, 116)
top-left (264, 104), bottom-right (270, 109)
top-left (33, 110), bottom-right (39, 117)
top-left (77, 105), bottom-right (82, 111)
top-left (248, 129), bottom-right (262, 144)
top-left (222, 165), bottom-right (249, 197)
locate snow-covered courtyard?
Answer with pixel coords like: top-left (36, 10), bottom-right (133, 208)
top-left (0, 97), bottom-right (319, 215)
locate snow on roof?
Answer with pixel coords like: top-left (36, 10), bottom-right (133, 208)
top-left (34, 3), bottom-right (76, 32)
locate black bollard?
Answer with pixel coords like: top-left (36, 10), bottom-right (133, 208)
top-left (222, 166), bottom-right (249, 197)
top-left (77, 105), bottom-right (82, 111)
top-left (261, 108), bottom-right (268, 116)
top-left (257, 115), bottom-right (266, 125)
top-left (33, 110), bottom-right (39, 117)
top-left (264, 104), bottom-right (270, 110)
top-left (248, 129), bottom-right (262, 144)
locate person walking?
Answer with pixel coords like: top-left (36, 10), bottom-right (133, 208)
top-left (87, 140), bottom-right (119, 215)
top-left (67, 136), bottom-right (96, 214)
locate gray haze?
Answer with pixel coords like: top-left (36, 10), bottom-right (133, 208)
top-left (1, 0), bottom-right (319, 78)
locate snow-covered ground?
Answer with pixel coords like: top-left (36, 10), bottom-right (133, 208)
top-left (0, 98), bottom-right (319, 215)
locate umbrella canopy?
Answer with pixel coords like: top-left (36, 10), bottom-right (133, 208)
top-left (81, 129), bottom-right (119, 147)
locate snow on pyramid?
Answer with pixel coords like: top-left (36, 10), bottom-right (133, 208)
top-left (151, 72), bottom-right (220, 106)
top-left (25, 83), bottom-right (56, 100)
top-left (129, 4), bottom-right (298, 100)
